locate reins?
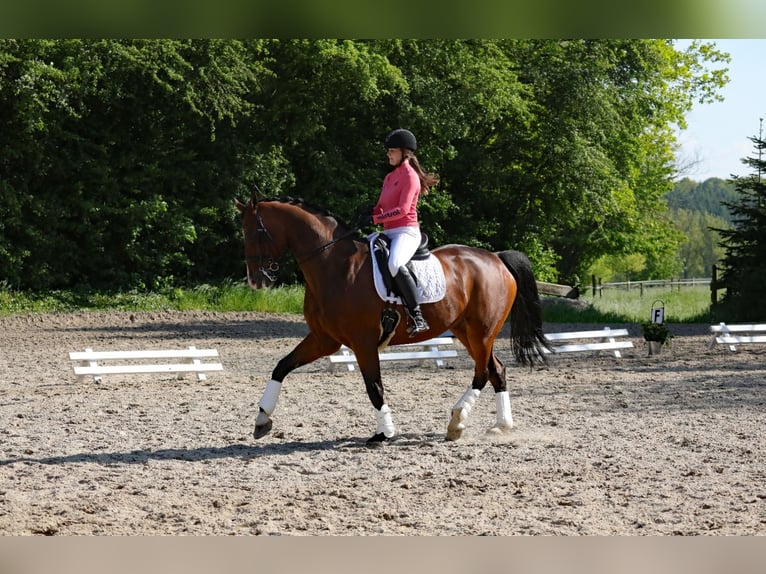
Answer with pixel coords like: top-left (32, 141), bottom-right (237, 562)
top-left (294, 228), bottom-right (359, 264)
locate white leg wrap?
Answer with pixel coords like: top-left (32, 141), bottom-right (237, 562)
top-left (453, 386), bottom-right (481, 423)
top-left (375, 404), bottom-right (396, 438)
top-left (495, 391), bottom-right (513, 428)
top-left (256, 379), bottom-right (282, 425)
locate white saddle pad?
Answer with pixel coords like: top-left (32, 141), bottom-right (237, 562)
top-left (369, 235), bottom-right (447, 304)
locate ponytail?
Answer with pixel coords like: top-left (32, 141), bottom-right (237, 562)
top-left (403, 151), bottom-right (439, 196)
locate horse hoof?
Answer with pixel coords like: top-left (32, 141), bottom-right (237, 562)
top-left (366, 432), bottom-right (390, 445)
top-left (445, 428), bottom-right (463, 441)
top-left (486, 424), bottom-right (513, 435)
top-left (446, 416), bottom-right (465, 441)
top-left (253, 419), bottom-right (273, 440)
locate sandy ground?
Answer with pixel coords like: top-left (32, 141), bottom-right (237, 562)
top-left (0, 310), bottom-right (764, 536)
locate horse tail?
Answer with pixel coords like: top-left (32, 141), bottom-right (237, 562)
top-left (495, 250), bottom-right (553, 366)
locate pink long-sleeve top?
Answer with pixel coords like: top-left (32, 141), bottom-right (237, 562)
top-left (372, 160), bottom-right (421, 229)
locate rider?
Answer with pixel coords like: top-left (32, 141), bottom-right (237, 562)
top-left (365, 128), bottom-right (439, 337)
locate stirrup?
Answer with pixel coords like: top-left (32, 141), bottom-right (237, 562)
top-left (407, 312), bottom-right (429, 337)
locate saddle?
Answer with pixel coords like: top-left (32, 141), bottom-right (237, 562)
top-left (370, 232), bottom-right (437, 347)
top-left (371, 232), bottom-right (431, 297)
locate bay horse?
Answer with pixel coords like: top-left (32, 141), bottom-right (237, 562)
top-left (235, 196), bottom-right (551, 443)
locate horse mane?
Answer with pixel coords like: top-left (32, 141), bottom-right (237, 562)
top-left (260, 196), bottom-right (365, 240)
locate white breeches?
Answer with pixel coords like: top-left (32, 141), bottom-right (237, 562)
top-left (383, 226), bottom-right (421, 276)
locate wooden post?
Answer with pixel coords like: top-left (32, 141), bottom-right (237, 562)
top-left (535, 281), bottom-right (579, 298)
top-left (711, 265), bottom-right (718, 305)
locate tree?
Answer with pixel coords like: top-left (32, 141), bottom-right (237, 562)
top-left (434, 39), bottom-right (727, 284)
top-left (369, 39), bottom-right (532, 249)
top-left (0, 39), bottom-right (271, 289)
top-left (252, 40), bottom-right (407, 215)
top-left (671, 208), bottom-right (727, 278)
top-left (666, 177), bottom-right (737, 224)
top-left (715, 134), bottom-right (766, 320)
top-left (0, 39), bottom-right (731, 291)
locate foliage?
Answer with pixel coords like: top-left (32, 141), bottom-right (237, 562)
top-left (587, 177), bottom-right (734, 281)
top-left (640, 321), bottom-right (673, 344)
top-left (671, 207), bottom-right (728, 278)
top-left (500, 40), bottom-right (727, 283)
top-left (0, 39), bottom-right (729, 291)
top-left (666, 177), bottom-right (737, 225)
top-left (715, 135), bottom-right (766, 322)
top-left (665, 176), bottom-right (735, 279)
top-left (0, 39), bottom-right (273, 290)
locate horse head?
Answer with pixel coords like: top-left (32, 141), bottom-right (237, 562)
top-left (236, 196), bottom-right (361, 290)
top-left (235, 197), bottom-right (285, 289)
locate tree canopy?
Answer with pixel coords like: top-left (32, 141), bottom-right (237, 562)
top-left (0, 39), bottom-right (728, 290)
top-left (715, 135), bottom-right (766, 321)
top-left (666, 177), bottom-right (737, 224)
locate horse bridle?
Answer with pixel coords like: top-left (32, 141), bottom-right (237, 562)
top-left (245, 213), bottom-right (281, 283)
top-left (245, 210), bottom-right (358, 282)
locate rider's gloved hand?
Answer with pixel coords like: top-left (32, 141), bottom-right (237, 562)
top-left (356, 204), bottom-right (374, 227)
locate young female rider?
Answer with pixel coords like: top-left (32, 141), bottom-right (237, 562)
top-left (364, 128), bottom-right (439, 336)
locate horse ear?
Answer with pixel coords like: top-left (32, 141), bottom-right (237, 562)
top-left (234, 197), bottom-right (246, 212)
top-left (252, 183), bottom-right (264, 202)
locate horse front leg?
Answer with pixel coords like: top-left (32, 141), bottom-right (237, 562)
top-left (354, 347), bottom-right (394, 444)
top-left (254, 332), bottom-right (340, 440)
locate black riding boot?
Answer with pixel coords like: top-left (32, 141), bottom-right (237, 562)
top-left (393, 266), bottom-right (429, 337)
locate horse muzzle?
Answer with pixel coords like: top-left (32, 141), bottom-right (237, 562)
top-left (246, 260), bottom-right (279, 289)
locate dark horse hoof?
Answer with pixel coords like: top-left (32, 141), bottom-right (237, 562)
top-left (366, 432), bottom-right (391, 445)
top-left (253, 419), bottom-right (273, 440)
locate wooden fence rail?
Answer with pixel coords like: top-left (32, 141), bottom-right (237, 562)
top-left (591, 275), bottom-right (713, 298)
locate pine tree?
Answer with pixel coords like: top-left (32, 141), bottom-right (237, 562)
top-left (715, 132), bottom-right (766, 321)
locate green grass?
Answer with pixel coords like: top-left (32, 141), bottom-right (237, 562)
top-left (0, 281), bottom-right (305, 317)
top-left (0, 282), bottom-right (715, 323)
top-left (543, 285), bottom-right (715, 324)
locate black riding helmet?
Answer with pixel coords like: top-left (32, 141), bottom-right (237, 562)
top-left (385, 128), bottom-right (417, 151)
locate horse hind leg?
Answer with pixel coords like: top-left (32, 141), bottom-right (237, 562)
top-left (486, 354), bottom-right (513, 435)
top-left (446, 381), bottom-right (484, 441)
top-left (446, 353), bottom-right (512, 441)
top-left (446, 330), bottom-right (491, 441)
top-left (447, 359), bottom-right (492, 440)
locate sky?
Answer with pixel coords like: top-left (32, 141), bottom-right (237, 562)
top-left (676, 39), bottom-right (766, 182)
